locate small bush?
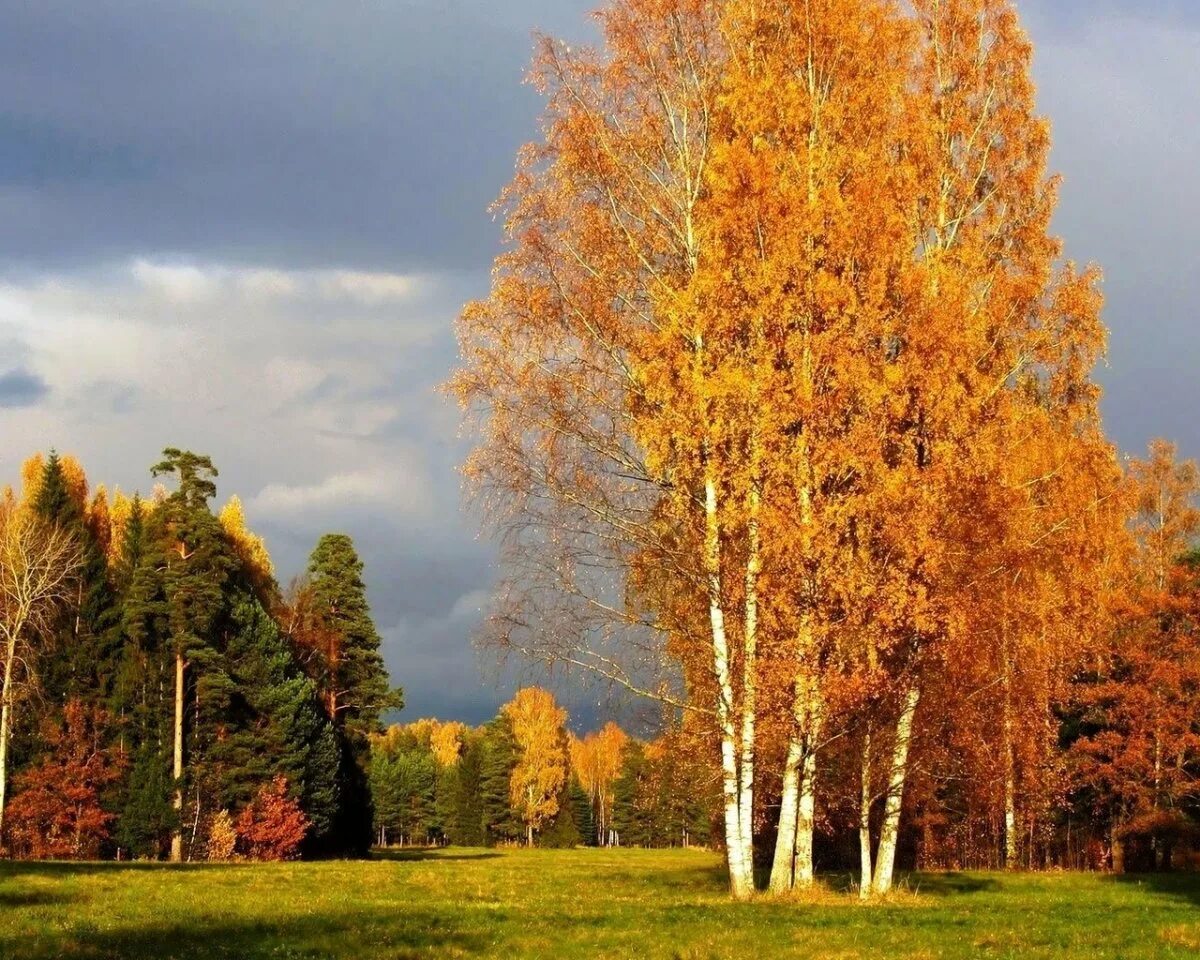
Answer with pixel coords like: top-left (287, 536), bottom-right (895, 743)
top-left (236, 776), bottom-right (310, 861)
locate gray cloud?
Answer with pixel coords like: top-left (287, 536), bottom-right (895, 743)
top-left (0, 0), bottom-right (1195, 728)
top-left (0, 367), bottom-right (48, 408)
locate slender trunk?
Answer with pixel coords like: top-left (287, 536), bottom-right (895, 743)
top-left (769, 736), bottom-right (802, 893)
top-left (859, 728), bottom-right (873, 900)
top-left (795, 691), bottom-right (823, 889)
top-left (738, 461), bottom-right (762, 891)
top-left (0, 640), bottom-right (14, 844)
top-left (705, 467), bottom-right (753, 899)
top-left (872, 685), bottom-right (920, 896)
top-left (170, 650), bottom-right (185, 863)
top-left (527, 823), bottom-right (533, 848)
top-left (1004, 673), bottom-right (1017, 870)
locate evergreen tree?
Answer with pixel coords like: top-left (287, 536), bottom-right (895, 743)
top-left (116, 743), bottom-right (178, 859)
top-left (479, 715), bottom-right (520, 845)
top-left (447, 731), bottom-right (486, 847)
top-left (301, 534), bottom-right (401, 750)
top-left (209, 595), bottom-right (342, 847)
top-left (150, 449), bottom-right (237, 861)
top-left (32, 451), bottom-right (119, 707)
top-left (568, 777), bottom-right (595, 847)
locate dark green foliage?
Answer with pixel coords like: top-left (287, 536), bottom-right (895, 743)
top-left (568, 778), bottom-right (595, 847)
top-left (370, 742), bottom-right (438, 845)
top-left (305, 534), bottom-right (402, 751)
top-left (209, 596), bottom-right (342, 845)
top-left (446, 733), bottom-right (486, 847)
top-left (116, 744), bottom-right (178, 859)
top-left (539, 774), bottom-right (582, 849)
top-left (32, 451), bottom-right (120, 707)
top-left (478, 716), bottom-right (520, 846)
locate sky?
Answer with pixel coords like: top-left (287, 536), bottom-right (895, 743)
top-left (0, 1), bottom-right (1196, 728)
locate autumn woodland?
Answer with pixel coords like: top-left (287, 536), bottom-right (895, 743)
top-left (2, 0), bottom-right (1200, 956)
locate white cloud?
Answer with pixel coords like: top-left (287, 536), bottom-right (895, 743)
top-left (253, 471), bottom-right (393, 514)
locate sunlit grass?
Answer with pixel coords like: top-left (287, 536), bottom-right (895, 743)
top-left (2, 848), bottom-right (1197, 959)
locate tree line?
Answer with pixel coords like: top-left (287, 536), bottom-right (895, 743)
top-left (452, 0), bottom-right (1200, 898)
top-left (0, 449), bottom-right (399, 861)
top-left (368, 691), bottom-right (717, 850)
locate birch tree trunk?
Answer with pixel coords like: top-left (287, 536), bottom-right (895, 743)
top-left (0, 641), bottom-right (14, 842)
top-left (170, 650), bottom-right (185, 863)
top-left (795, 690), bottom-right (823, 888)
top-left (704, 469), bottom-right (754, 899)
top-left (1004, 687), bottom-right (1018, 870)
top-left (872, 685), bottom-right (920, 896)
top-left (769, 736), bottom-right (802, 893)
top-left (859, 728), bottom-right (873, 900)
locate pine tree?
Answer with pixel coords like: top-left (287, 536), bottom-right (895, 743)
top-left (149, 449), bottom-right (237, 861)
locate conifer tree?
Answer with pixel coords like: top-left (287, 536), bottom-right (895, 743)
top-left (297, 534), bottom-right (401, 751)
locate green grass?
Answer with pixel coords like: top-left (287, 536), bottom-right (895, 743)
top-left (2, 848), bottom-right (1199, 959)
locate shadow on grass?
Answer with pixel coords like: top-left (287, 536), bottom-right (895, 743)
top-left (909, 872), bottom-right (1001, 897)
top-left (0, 907), bottom-right (493, 959)
top-left (0, 860), bottom-right (245, 878)
top-left (1107, 871), bottom-right (1200, 909)
top-left (0, 889), bottom-right (78, 908)
top-left (370, 848), bottom-right (503, 863)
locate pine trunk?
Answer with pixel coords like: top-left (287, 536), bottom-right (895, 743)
top-left (170, 650), bottom-right (185, 863)
top-left (872, 685), bottom-right (920, 896)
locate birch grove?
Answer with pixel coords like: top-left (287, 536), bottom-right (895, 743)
top-left (455, 0), bottom-right (1124, 897)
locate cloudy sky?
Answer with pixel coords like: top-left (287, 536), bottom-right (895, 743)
top-left (0, 1), bottom-right (1195, 727)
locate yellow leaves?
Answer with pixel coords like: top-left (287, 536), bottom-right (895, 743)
top-left (219, 495), bottom-right (275, 589)
top-left (504, 688), bottom-right (570, 833)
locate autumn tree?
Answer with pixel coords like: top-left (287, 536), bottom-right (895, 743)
top-left (5, 700), bottom-right (124, 859)
top-left (235, 775), bottom-right (310, 861)
top-left (571, 722), bottom-right (629, 846)
top-left (503, 688), bottom-right (570, 846)
top-left (0, 504), bottom-right (83, 840)
top-left (1072, 441), bottom-right (1200, 872)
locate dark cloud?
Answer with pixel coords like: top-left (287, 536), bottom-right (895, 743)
top-left (0, 0), bottom-right (595, 271)
top-left (0, 367), bottom-right (48, 407)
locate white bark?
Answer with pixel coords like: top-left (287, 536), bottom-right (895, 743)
top-left (705, 470), bottom-right (754, 898)
top-left (795, 689), bottom-right (823, 888)
top-left (1004, 686), bottom-right (1017, 870)
top-left (872, 685), bottom-right (920, 896)
top-left (769, 737), bottom-right (802, 893)
top-left (859, 729), bottom-right (873, 900)
top-left (0, 641), bottom-right (13, 842)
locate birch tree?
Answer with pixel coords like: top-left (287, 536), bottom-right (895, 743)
top-left (0, 504), bottom-right (83, 841)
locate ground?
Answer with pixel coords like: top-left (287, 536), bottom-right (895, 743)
top-left (2, 848), bottom-right (1199, 959)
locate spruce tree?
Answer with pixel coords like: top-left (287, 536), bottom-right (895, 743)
top-left (33, 451), bottom-right (119, 706)
top-left (209, 595), bottom-right (342, 847)
top-left (303, 534), bottom-right (401, 751)
top-left (479, 715), bottom-right (519, 845)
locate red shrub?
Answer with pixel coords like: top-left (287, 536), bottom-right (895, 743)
top-left (235, 776), bottom-right (310, 861)
top-left (5, 701), bottom-right (123, 859)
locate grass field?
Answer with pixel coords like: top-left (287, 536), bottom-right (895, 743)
top-left (2, 848), bottom-right (1199, 959)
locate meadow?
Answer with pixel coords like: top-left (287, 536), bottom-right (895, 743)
top-left (2, 848), bottom-right (1198, 959)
